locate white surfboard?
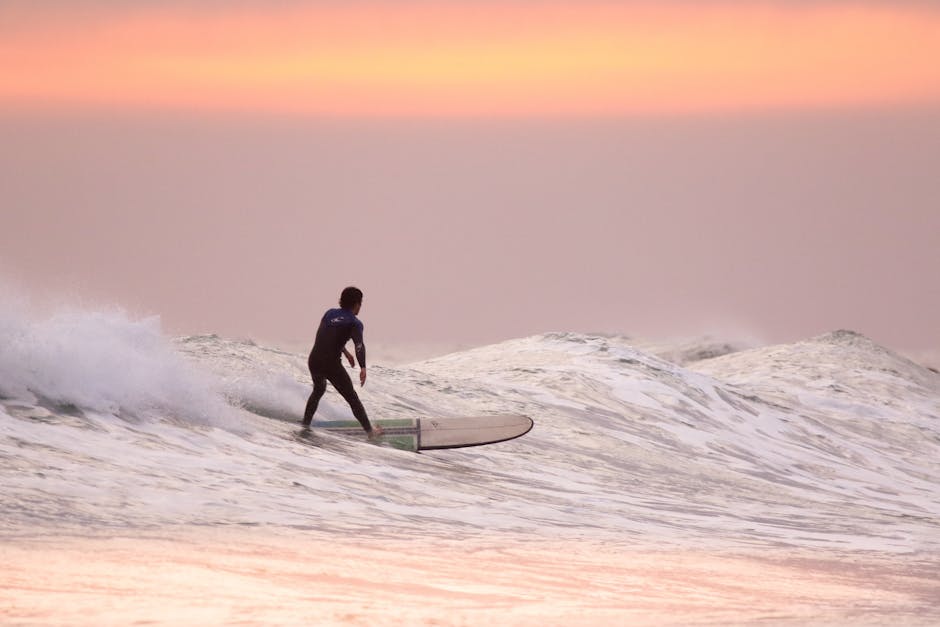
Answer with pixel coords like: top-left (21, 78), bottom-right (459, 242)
top-left (315, 414), bottom-right (533, 451)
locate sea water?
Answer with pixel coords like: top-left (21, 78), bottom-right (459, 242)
top-left (1, 302), bottom-right (938, 625)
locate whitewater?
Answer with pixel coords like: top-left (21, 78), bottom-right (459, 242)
top-left (1, 302), bottom-right (938, 625)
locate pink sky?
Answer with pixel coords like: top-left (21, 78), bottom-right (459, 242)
top-left (1, 2), bottom-right (938, 351)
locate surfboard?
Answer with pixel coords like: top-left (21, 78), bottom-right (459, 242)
top-left (314, 414), bottom-right (533, 452)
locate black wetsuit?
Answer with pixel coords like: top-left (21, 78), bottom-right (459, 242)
top-left (302, 307), bottom-right (371, 432)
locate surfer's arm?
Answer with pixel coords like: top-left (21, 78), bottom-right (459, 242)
top-left (343, 347), bottom-right (355, 367)
top-left (351, 322), bottom-right (367, 387)
top-left (351, 322), bottom-right (366, 369)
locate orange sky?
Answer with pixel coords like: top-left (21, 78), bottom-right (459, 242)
top-left (2, 2), bottom-right (940, 116)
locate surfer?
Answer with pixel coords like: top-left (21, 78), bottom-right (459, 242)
top-left (302, 287), bottom-right (383, 438)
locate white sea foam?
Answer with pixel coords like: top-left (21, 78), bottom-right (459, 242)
top-left (0, 299), bottom-right (231, 425)
top-left (1, 301), bottom-right (939, 556)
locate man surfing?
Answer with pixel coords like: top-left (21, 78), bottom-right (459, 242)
top-left (302, 287), bottom-right (383, 438)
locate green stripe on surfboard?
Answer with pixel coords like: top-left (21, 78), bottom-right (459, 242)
top-left (314, 418), bottom-right (418, 452)
top-left (315, 418), bottom-right (416, 429)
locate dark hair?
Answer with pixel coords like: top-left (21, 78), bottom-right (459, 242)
top-left (339, 286), bottom-right (363, 309)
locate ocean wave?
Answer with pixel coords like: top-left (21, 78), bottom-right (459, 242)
top-left (2, 303), bottom-right (938, 552)
top-left (0, 301), bottom-right (231, 426)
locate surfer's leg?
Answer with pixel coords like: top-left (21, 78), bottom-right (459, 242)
top-left (327, 366), bottom-right (373, 434)
top-left (302, 375), bottom-right (327, 426)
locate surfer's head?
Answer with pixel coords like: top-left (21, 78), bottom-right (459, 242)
top-left (340, 286), bottom-right (363, 314)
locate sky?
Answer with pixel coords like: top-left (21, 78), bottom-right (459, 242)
top-left (1, 1), bottom-right (939, 351)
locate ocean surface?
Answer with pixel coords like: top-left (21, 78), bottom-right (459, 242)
top-left (2, 304), bottom-right (939, 625)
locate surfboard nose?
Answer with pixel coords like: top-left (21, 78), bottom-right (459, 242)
top-left (417, 414), bottom-right (533, 450)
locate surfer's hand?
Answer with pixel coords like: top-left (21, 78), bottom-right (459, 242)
top-left (369, 424), bottom-right (384, 439)
top-left (345, 352), bottom-right (355, 367)
top-left (359, 367), bottom-right (367, 387)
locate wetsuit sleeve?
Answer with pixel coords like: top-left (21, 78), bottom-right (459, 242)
top-left (351, 321), bottom-right (366, 368)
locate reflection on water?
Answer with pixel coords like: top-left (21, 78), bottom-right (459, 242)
top-left (3, 529), bottom-right (938, 626)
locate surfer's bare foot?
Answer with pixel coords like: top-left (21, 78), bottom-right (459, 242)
top-left (368, 425), bottom-right (384, 439)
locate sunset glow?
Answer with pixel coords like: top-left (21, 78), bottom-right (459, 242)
top-left (2, 2), bottom-right (940, 116)
top-left (3, 532), bottom-right (929, 625)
